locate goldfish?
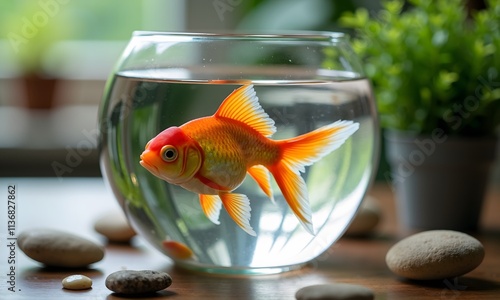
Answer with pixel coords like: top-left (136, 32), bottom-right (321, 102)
top-left (140, 84), bottom-right (359, 236)
top-left (162, 240), bottom-right (194, 260)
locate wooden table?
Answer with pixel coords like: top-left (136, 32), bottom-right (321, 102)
top-left (1, 178), bottom-right (499, 299)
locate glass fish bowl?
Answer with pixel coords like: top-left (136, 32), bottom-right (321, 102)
top-left (99, 31), bottom-right (379, 275)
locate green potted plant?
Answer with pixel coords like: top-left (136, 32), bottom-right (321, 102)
top-left (1, 1), bottom-right (73, 109)
top-left (340, 0), bottom-right (500, 231)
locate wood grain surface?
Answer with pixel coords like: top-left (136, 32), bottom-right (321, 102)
top-left (1, 178), bottom-right (499, 299)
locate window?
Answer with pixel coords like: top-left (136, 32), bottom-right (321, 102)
top-left (0, 0), bottom-right (184, 79)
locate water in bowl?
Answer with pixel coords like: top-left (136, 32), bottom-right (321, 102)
top-left (99, 67), bottom-right (377, 274)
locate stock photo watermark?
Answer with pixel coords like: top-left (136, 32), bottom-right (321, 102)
top-left (443, 70), bottom-right (500, 130)
top-left (51, 83), bottom-right (300, 179)
top-left (51, 80), bottom-right (159, 179)
top-left (50, 128), bottom-right (99, 178)
top-left (440, 277), bottom-right (467, 299)
top-left (7, 0), bottom-right (70, 53)
top-left (4, 184), bottom-right (19, 293)
top-left (385, 69), bottom-right (500, 186)
top-left (213, 0), bottom-right (242, 21)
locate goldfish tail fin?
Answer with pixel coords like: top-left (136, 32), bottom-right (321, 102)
top-left (247, 165), bottom-right (275, 204)
top-left (269, 163), bottom-right (314, 234)
top-left (278, 120), bottom-right (359, 170)
top-left (220, 193), bottom-right (256, 236)
top-left (199, 194), bottom-right (222, 225)
top-left (271, 120), bottom-right (359, 234)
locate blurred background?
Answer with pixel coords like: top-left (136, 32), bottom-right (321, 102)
top-left (0, 0), bottom-right (498, 183)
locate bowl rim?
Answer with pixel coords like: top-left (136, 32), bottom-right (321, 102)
top-left (131, 30), bottom-right (346, 41)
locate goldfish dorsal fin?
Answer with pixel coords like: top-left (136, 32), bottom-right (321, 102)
top-left (215, 84), bottom-right (276, 137)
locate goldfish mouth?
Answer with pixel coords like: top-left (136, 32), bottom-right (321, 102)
top-left (140, 159), bottom-right (187, 184)
top-left (139, 159), bottom-right (160, 176)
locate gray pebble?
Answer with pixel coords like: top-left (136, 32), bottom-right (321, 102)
top-left (18, 228), bottom-right (104, 268)
top-left (386, 230), bottom-right (484, 280)
top-left (105, 270), bottom-right (172, 294)
top-left (344, 197), bottom-right (381, 237)
top-left (94, 210), bottom-right (136, 243)
top-left (296, 283), bottom-right (374, 300)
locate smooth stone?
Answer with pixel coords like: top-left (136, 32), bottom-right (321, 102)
top-left (18, 228), bottom-right (104, 268)
top-left (94, 211), bottom-right (136, 243)
top-left (296, 283), bottom-right (374, 300)
top-left (344, 197), bottom-right (381, 237)
top-left (62, 275), bottom-right (92, 290)
top-left (105, 270), bottom-right (172, 294)
top-left (386, 230), bottom-right (484, 280)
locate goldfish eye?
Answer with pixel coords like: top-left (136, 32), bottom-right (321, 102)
top-left (160, 145), bottom-right (178, 162)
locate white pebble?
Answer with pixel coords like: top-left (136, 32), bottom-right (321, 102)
top-left (62, 275), bottom-right (92, 290)
top-left (386, 230), bottom-right (484, 280)
top-left (18, 228), bottom-right (105, 268)
top-left (94, 211), bottom-right (136, 243)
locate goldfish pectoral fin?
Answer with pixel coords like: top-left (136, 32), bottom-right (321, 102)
top-left (199, 194), bottom-right (222, 225)
top-left (219, 193), bottom-right (256, 236)
top-left (270, 164), bottom-right (315, 235)
top-left (214, 84), bottom-right (276, 137)
top-left (247, 165), bottom-right (275, 204)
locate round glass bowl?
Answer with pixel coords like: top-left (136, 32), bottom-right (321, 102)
top-left (99, 31), bottom-right (378, 275)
